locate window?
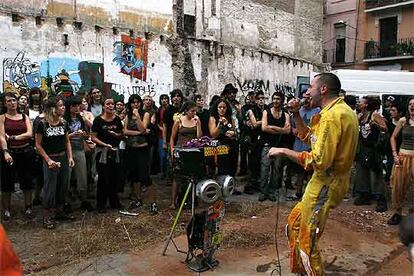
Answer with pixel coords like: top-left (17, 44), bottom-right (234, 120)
top-left (184, 15), bottom-right (196, 37)
top-left (379, 16), bottom-right (397, 57)
top-left (335, 24), bottom-right (346, 63)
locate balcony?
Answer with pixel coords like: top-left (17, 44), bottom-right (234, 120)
top-left (364, 38), bottom-right (414, 62)
top-left (365, 0), bottom-right (414, 12)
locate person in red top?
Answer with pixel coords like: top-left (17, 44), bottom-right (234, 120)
top-left (0, 93), bottom-right (34, 220)
top-left (0, 224), bottom-right (22, 276)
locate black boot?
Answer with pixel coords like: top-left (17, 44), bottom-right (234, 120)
top-left (354, 193), bottom-right (371, 206)
top-left (387, 213), bottom-right (402, 225)
top-left (375, 195), bottom-right (388, 212)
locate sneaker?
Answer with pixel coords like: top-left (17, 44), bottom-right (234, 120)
top-left (115, 204), bottom-right (126, 211)
top-left (268, 194), bottom-right (278, 202)
top-left (54, 212), bottom-right (75, 221)
top-left (387, 213), bottom-right (402, 225)
top-left (129, 200), bottom-right (143, 211)
top-left (232, 190), bottom-right (242, 196)
top-left (24, 208), bottom-right (35, 219)
top-left (63, 203), bottom-right (72, 214)
top-left (258, 194), bottom-right (267, 202)
top-left (97, 208), bottom-right (107, 214)
top-left (244, 186), bottom-right (256, 195)
top-left (3, 210), bottom-right (11, 221)
top-left (80, 201), bottom-right (94, 212)
top-left (43, 218), bottom-right (56, 229)
top-left (375, 196), bottom-right (388, 213)
top-left (33, 197), bottom-right (42, 206)
top-left (149, 202), bottom-right (158, 215)
top-left (354, 193), bottom-right (371, 206)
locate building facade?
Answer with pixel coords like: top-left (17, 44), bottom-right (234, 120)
top-left (358, 0), bottom-right (414, 71)
top-left (324, 0), bottom-right (414, 71)
top-left (323, 0), bottom-right (359, 68)
top-left (0, 0), bottom-right (324, 102)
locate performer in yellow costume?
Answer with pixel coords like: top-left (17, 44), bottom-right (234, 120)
top-left (269, 73), bottom-right (359, 275)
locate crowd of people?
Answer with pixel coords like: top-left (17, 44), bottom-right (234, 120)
top-left (0, 82), bottom-right (413, 232)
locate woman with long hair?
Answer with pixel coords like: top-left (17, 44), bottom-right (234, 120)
top-left (0, 93), bottom-right (34, 220)
top-left (91, 97), bottom-right (124, 213)
top-left (169, 100), bottom-right (201, 209)
top-left (124, 94), bottom-right (158, 214)
top-left (35, 96), bottom-right (75, 229)
top-left (388, 97), bottom-right (414, 225)
top-left (64, 95), bottom-right (93, 211)
top-left (209, 98), bottom-right (238, 176)
top-left (353, 96), bottom-right (388, 212)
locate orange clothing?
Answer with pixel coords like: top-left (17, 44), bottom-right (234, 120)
top-left (0, 224), bottom-right (23, 276)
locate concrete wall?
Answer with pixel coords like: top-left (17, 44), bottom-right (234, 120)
top-left (182, 0), bottom-right (322, 101)
top-left (0, 0), bottom-right (173, 102)
top-left (1, 0), bottom-right (323, 103)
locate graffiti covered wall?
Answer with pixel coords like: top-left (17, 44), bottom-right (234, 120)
top-left (0, 0), bottom-right (173, 103)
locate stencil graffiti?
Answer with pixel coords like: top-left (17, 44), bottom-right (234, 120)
top-left (3, 51), bottom-right (41, 92)
top-left (274, 82), bottom-right (294, 98)
top-left (235, 78), bottom-right (295, 99)
top-left (236, 78), bottom-right (270, 95)
top-left (113, 35), bottom-right (148, 81)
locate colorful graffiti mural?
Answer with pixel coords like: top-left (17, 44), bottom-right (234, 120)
top-left (2, 51), bottom-right (41, 93)
top-left (2, 52), bottom-right (105, 97)
top-left (113, 35), bottom-right (148, 81)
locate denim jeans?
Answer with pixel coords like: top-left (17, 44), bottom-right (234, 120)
top-left (260, 146), bottom-right (283, 196)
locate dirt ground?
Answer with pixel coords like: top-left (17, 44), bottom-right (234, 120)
top-left (2, 176), bottom-right (413, 275)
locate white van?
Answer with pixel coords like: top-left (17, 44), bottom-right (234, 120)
top-left (331, 69), bottom-right (414, 108)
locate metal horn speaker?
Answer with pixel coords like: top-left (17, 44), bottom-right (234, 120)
top-left (196, 179), bottom-right (221, 204)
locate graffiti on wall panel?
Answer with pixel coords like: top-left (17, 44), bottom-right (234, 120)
top-left (236, 77), bottom-right (295, 98)
top-left (236, 78), bottom-right (270, 95)
top-left (109, 81), bottom-right (172, 102)
top-left (113, 35), bottom-right (148, 81)
top-left (2, 52), bottom-right (105, 97)
top-left (3, 51), bottom-right (42, 93)
top-left (274, 82), bottom-right (294, 98)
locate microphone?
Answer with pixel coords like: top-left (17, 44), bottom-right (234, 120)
top-left (285, 98), bottom-right (308, 109)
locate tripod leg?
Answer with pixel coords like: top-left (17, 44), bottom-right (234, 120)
top-left (162, 181), bottom-right (193, 256)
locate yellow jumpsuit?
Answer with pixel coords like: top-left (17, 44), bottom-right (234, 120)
top-left (287, 98), bottom-right (359, 276)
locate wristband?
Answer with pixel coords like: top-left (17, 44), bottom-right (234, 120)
top-left (3, 149), bottom-right (9, 154)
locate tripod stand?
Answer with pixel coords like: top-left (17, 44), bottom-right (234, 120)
top-left (161, 177), bottom-right (196, 256)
